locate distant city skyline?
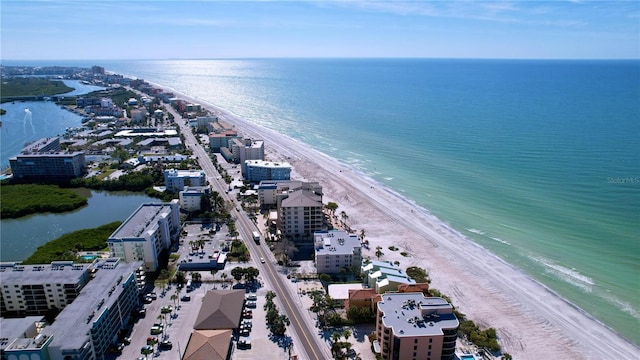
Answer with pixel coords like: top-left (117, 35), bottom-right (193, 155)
top-left (1, 1), bottom-right (638, 60)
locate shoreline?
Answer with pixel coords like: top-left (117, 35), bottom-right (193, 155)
top-left (145, 79), bottom-right (638, 359)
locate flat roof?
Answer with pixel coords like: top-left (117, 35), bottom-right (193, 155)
top-left (378, 294), bottom-right (458, 337)
top-left (10, 151), bottom-right (84, 159)
top-left (314, 230), bottom-right (361, 256)
top-left (108, 203), bottom-right (169, 239)
top-left (328, 283), bottom-right (363, 300)
top-left (0, 316), bottom-right (43, 350)
top-left (245, 160), bottom-right (292, 169)
top-left (42, 260), bottom-right (142, 351)
top-left (0, 262), bottom-right (89, 285)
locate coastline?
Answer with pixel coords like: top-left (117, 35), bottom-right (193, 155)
top-left (147, 80), bottom-right (638, 359)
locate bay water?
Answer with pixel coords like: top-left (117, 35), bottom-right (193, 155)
top-left (1, 59), bottom-right (638, 343)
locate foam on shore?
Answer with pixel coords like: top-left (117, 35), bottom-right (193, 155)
top-left (144, 79), bottom-right (639, 359)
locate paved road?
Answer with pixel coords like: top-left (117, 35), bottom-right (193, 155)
top-left (161, 101), bottom-right (330, 360)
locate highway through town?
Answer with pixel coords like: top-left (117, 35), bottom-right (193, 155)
top-left (162, 102), bottom-right (331, 360)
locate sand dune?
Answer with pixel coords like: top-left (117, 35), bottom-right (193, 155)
top-left (157, 83), bottom-right (638, 359)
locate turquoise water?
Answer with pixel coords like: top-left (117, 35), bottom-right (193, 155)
top-left (2, 59), bottom-right (639, 343)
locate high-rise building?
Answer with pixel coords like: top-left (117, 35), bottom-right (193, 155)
top-left (376, 294), bottom-right (459, 360)
top-left (9, 137), bottom-right (86, 181)
top-left (107, 201), bottom-right (181, 272)
top-left (314, 230), bottom-right (362, 274)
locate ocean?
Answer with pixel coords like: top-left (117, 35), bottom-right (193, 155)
top-left (2, 59), bottom-right (638, 344)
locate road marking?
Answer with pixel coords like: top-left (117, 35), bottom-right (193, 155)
top-left (261, 252), bottom-right (321, 360)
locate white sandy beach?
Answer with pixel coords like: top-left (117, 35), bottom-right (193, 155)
top-left (156, 83), bottom-right (638, 359)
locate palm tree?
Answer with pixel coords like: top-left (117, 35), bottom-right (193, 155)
top-left (170, 294), bottom-right (178, 308)
top-left (359, 229), bottom-right (366, 241)
top-left (220, 272), bottom-right (228, 287)
top-left (331, 331), bottom-right (341, 344)
top-left (343, 329), bottom-right (351, 342)
top-left (340, 211), bottom-right (348, 228)
top-left (375, 246), bottom-right (383, 260)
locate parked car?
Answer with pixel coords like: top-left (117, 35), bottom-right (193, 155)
top-left (245, 300), bottom-right (256, 308)
top-left (181, 295), bottom-right (191, 302)
top-left (150, 326), bottom-right (162, 335)
top-left (237, 337), bottom-right (251, 349)
top-left (158, 340), bottom-right (173, 350)
top-left (245, 294), bottom-right (257, 301)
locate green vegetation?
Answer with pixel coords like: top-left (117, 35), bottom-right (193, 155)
top-left (21, 221), bottom-right (121, 264)
top-left (227, 239), bottom-right (249, 261)
top-left (1, 184), bottom-right (87, 218)
top-left (406, 266), bottom-right (431, 283)
top-left (264, 291), bottom-right (290, 336)
top-left (83, 87), bottom-right (138, 108)
top-left (230, 266), bottom-right (260, 283)
top-left (388, 245), bottom-right (398, 251)
top-left (458, 320), bottom-right (500, 353)
top-left (0, 77), bottom-right (74, 100)
top-left (70, 171), bottom-right (155, 192)
top-left (0, 108), bottom-right (6, 115)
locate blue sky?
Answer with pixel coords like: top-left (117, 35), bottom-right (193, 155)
top-left (1, 0), bottom-right (638, 60)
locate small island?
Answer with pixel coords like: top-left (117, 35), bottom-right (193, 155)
top-left (0, 184), bottom-right (88, 218)
top-left (21, 221), bottom-right (121, 264)
top-left (0, 77), bottom-right (74, 102)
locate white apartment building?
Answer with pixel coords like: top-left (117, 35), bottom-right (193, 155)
top-left (230, 138), bottom-right (264, 173)
top-left (164, 168), bottom-right (206, 192)
top-left (279, 189), bottom-right (324, 242)
top-left (0, 261), bottom-right (90, 316)
top-left (195, 115), bottom-right (218, 128)
top-left (2, 259), bottom-right (144, 360)
top-left (107, 201), bottom-right (181, 272)
top-left (244, 160), bottom-right (292, 183)
top-left (257, 180), bottom-right (323, 208)
top-left (314, 230), bottom-right (362, 274)
top-left (179, 186), bottom-right (210, 212)
top-left (376, 294), bottom-right (459, 360)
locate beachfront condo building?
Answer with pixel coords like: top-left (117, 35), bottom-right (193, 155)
top-left (209, 130), bottom-right (239, 152)
top-left (164, 168), bottom-right (207, 192)
top-left (107, 201), bottom-right (181, 272)
top-left (278, 189), bottom-right (325, 242)
top-left (9, 137), bottom-right (87, 181)
top-left (244, 160), bottom-right (292, 183)
top-left (257, 180), bottom-right (323, 208)
top-left (229, 138), bottom-right (264, 172)
top-left (314, 230), bottom-right (362, 274)
top-left (195, 115), bottom-right (218, 128)
top-left (179, 186), bottom-right (211, 212)
top-left (362, 260), bottom-right (416, 293)
top-left (376, 294), bottom-right (459, 360)
top-left (0, 261), bottom-right (90, 316)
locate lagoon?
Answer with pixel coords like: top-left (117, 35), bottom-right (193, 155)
top-left (0, 79), bottom-right (105, 168)
top-left (0, 189), bottom-right (158, 262)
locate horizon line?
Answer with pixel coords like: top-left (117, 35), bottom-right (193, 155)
top-left (1, 56), bottom-right (639, 63)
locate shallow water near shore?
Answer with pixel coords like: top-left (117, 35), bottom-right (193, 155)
top-left (3, 59), bottom-right (639, 344)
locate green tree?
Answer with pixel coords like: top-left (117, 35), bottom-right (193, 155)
top-left (406, 266), bottom-right (430, 283)
top-left (375, 246), bottom-right (384, 260)
top-left (231, 267), bottom-right (244, 283)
